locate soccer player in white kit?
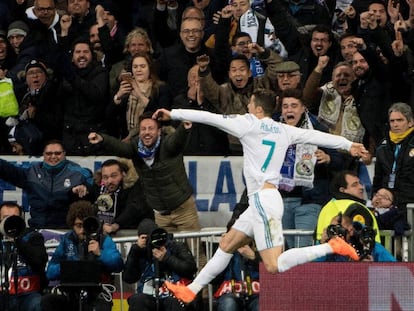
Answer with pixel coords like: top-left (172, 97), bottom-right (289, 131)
top-left (109, 89), bottom-right (367, 303)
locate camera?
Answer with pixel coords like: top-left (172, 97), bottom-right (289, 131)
top-left (326, 213), bottom-right (347, 240)
top-left (351, 222), bottom-right (376, 260)
top-left (0, 215), bottom-right (25, 239)
top-left (149, 228), bottom-right (170, 249)
top-left (83, 216), bottom-right (102, 242)
top-left (326, 223), bottom-right (347, 240)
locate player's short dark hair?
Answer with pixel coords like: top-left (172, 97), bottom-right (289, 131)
top-left (252, 88), bottom-right (276, 116)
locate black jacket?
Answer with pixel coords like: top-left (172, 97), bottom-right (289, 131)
top-left (373, 131), bottom-right (414, 206)
top-left (93, 179), bottom-right (155, 229)
top-left (100, 124), bottom-right (193, 213)
top-left (7, 228), bottom-right (49, 294)
top-left (123, 239), bottom-right (197, 292)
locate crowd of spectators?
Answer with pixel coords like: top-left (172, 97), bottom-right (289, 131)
top-left (1, 0), bottom-right (414, 308)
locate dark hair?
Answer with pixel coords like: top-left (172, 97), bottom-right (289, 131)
top-left (182, 6), bottom-right (205, 20)
top-left (127, 52), bottom-right (164, 98)
top-left (368, 0), bottom-right (386, 9)
top-left (339, 32), bottom-right (358, 43)
top-left (0, 202), bottom-right (22, 216)
top-left (101, 159), bottom-right (127, 173)
top-left (311, 24), bottom-right (334, 43)
top-left (71, 38), bottom-right (92, 53)
top-left (279, 88), bottom-right (306, 107)
top-left (330, 170), bottom-right (358, 193)
top-left (128, 52), bottom-right (158, 80)
top-left (230, 54), bottom-right (250, 70)
top-left (138, 111), bottom-right (161, 128)
top-left (66, 200), bottom-right (96, 227)
top-left (231, 32), bottom-right (251, 46)
top-left (71, 38), bottom-right (96, 62)
top-left (43, 139), bottom-right (65, 152)
top-left (252, 88), bottom-right (276, 116)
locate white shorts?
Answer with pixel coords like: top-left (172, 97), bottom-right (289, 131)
top-left (232, 188), bottom-right (284, 251)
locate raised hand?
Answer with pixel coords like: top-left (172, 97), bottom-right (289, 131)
top-left (315, 55), bottom-right (330, 73)
top-left (60, 14), bottom-right (72, 36)
top-left (248, 42), bottom-right (265, 54)
top-left (392, 28), bottom-right (404, 57)
top-left (197, 54), bottom-right (210, 72)
top-left (343, 5), bottom-right (356, 19)
top-left (153, 109), bottom-right (172, 121)
top-left (88, 132), bottom-right (103, 144)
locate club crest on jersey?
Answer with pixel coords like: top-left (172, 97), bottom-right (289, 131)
top-left (64, 179), bottom-right (71, 188)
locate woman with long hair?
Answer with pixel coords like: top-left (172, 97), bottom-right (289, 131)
top-left (112, 52), bottom-right (171, 141)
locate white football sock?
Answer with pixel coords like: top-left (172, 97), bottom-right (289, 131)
top-left (277, 243), bottom-right (332, 272)
top-left (188, 247), bottom-right (233, 294)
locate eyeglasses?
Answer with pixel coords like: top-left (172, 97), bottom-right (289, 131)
top-left (235, 40), bottom-right (252, 47)
top-left (34, 7), bottom-right (55, 13)
top-left (180, 29), bottom-right (203, 35)
top-left (44, 151), bottom-right (64, 156)
top-left (74, 222), bottom-right (84, 229)
top-left (276, 73), bottom-right (300, 79)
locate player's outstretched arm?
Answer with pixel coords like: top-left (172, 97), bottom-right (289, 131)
top-left (349, 143), bottom-right (369, 157)
top-left (153, 108), bottom-right (172, 121)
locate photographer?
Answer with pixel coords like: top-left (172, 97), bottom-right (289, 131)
top-left (41, 201), bottom-right (123, 311)
top-left (123, 218), bottom-right (198, 311)
top-left (0, 202), bottom-right (48, 311)
top-left (318, 213), bottom-right (396, 262)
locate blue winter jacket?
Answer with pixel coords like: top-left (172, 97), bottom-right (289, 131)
top-left (0, 159), bottom-right (93, 228)
top-left (46, 231), bottom-right (123, 281)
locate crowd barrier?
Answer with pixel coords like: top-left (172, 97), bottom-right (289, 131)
top-left (43, 228), bottom-right (315, 311)
top-left (43, 228), bottom-right (408, 311)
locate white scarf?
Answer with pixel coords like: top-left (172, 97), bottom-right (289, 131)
top-left (318, 82), bottom-right (365, 143)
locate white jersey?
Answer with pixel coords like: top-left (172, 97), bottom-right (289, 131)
top-left (171, 110), bottom-right (353, 195)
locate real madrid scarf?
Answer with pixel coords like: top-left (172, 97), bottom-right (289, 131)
top-left (318, 82), bottom-right (365, 143)
top-left (279, 113), bottom-right (317, 192)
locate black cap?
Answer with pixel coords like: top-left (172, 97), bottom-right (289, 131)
top-left (137, 218), bottom-right (158, 236)
top-left (25, 59), bottom-right (47, 74)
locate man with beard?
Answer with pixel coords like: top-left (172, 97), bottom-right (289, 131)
top-left (88, 3), bottom-right (125, 69)
top-left (57, 22), bottom-right (109, 155)
top-left (93, 158), bottom-right (154, 234)
top-left (265, 0), bottom-right (340, 85)
top-left (87, 111), bottom-right (202, 238)
top-left (351, 45), bottom-right (391, 149)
